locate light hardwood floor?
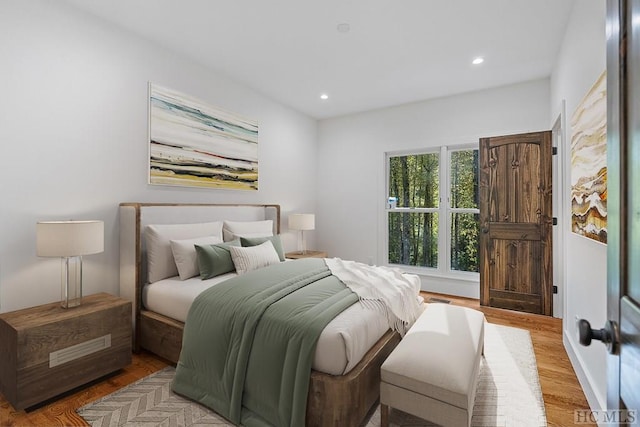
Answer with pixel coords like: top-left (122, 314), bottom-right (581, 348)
top-left (426, 293), bottom-right (590, 427)
top-left (0, 292), bottom-right (589, 426)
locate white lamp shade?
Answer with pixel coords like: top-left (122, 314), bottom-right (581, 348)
top-left (288, 214), bottom-right (315, 231)
top-left (37, 220), bottom-right (104, 257)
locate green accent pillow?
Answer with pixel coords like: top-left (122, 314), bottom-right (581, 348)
top-left (195, 239), bottom-right (241, 279)
top-left (240, 235), bottom-right (285, 261)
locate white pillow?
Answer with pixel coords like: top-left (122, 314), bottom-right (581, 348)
top-left (223, 220), bottom-right (273, 241)
top-left (229, 240), bottom-right (280, 274)
top-left (145, 221), bottom-right (223, 283)
top-left (170, 235), bottom-right (223, 280)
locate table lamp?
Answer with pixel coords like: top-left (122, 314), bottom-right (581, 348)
top-left (288, 213), bottom-right (315, 255)
top-left (36, 220), bottom-right (104, 308)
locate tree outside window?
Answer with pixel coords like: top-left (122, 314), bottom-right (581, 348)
top-left (449, 149), bottom-right (479, 273)
top-left (387, 147), bottom-right (479, 274)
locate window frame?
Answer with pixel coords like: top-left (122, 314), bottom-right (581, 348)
top-left (384, 144), bottom-right (480, 281)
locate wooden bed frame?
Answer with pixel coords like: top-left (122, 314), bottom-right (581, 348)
top-left (119, 202), bottom-right (401, 426)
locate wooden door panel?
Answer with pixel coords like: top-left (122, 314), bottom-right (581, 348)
top-left (507, 142), bottom-right (541, 223)
top-left (480, 131), bottom-right (552, 316)
top-left (489, 239), bottom-right (541, 294)
top-left (488, 290), bottom-right (542, 314)
top-left (487, 142), bottom-right (542, 223)
top-left (488, 223), bottom-right (541, 240)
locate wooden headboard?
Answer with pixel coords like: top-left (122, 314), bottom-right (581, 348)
top-left (119, 203), bottom-right (280, 332)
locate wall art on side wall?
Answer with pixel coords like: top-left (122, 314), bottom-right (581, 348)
top-left (148, 83), bottom-right (258, 190)
top-left (570, 71), bottom-right (607, 244)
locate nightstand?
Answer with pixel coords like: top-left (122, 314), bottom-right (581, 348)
top-left (285, 250), bottom-right (328, 259)
top-left (0, 293), bottom-right (131, 410)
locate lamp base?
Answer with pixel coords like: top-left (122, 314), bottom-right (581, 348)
top-left (61, 256), bottom-right (83, 308)
top-left (297, 230), bottom-right (308, 255)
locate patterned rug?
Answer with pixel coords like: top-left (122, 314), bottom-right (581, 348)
top-left (77, 323), bottom-right (546, 427)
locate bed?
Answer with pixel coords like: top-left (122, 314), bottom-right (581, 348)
top-left (119, 202), bottom-right (402, 426)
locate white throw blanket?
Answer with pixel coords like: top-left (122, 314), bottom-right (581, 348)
top-left (324, 258), bottom-right (424, 336)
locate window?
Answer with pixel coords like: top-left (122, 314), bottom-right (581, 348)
top-left (448, 149), bottom-right (479, 272)
top-left (386, 146), bottom-right (479, 275)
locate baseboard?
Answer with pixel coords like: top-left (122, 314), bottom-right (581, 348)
top-left (418, 277), bottom-right (479, 299)
top-left (563, 329), bottom-right (607, 426)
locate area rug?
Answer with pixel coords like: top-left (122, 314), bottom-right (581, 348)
top-left (77, 323), bottom-right (546, 427)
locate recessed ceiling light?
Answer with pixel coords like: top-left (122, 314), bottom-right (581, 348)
top-left (472, 57), bottom-right (484, 65)
top-left (320, 93), bottom-right (329, 100)
top-left (337, 23), bottom-right (350, 33)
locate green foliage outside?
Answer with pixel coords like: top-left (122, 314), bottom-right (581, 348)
top-left (388, 153), bottom-right (439, 267)
top-left (450, 150), bottom-right (479, 272)
top-left (388, 149), bottom-right (479, 273)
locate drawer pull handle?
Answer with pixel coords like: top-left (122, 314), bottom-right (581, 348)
top-left (49, 334), bottom-right (111, 368)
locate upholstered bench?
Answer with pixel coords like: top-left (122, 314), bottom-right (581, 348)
top-left (380, 303), bottom-right (485, 427)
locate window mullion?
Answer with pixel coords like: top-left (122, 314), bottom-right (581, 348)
top-left (439, 146), bottom-right (449, 274)
top-left (450, 208), bottom-right (480, 214)
top-left (387, 208), bottom-right (438, 213)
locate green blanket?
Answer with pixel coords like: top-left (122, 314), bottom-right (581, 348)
top-left (171, 258), bottom-right (358, 427)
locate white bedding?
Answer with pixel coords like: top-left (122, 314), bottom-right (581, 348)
top-left (142, 273), bottom-right (390, 375)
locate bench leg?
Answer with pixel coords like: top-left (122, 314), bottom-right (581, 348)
top-left (381, 403), bottom-right (390, 427)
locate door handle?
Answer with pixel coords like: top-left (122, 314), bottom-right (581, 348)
top-left (577, 319), bottom-right (620, 355)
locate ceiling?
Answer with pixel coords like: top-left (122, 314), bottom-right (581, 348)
top-left (62, 0), bottom-right (576, 119)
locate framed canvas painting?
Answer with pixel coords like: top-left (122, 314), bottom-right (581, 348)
top-left (148, 83), bottom-right (258, 190)
top-left (570, 71), bottom-right (607, 244)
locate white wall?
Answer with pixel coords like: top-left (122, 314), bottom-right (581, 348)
top-left (317, 79), bottom-right (550, 297)
top-left (0, 1), bottom-right (318, 312)
top-left (550, 0), bottom-right (608, 413)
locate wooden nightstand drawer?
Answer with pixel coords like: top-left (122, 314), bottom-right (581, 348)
top-left (0, 293), bottom-right (131, 410)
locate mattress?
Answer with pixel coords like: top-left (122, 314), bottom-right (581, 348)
top-left (142, 273), bottom-right (389, 375)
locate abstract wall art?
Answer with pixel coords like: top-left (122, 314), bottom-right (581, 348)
top-left (149, 84), bottom-right (258, 190)
top-left (570, 71), bottom-right (607, 244)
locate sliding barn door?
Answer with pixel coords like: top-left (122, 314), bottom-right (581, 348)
top-left (479, 131), bottom-right (553, 316)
